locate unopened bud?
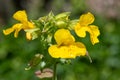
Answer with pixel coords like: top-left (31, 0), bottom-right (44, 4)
top-left (56, 21), bottom-right (67, 28)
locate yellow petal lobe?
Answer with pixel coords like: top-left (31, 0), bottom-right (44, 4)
top-left (23, 22), bottom-right (35, 29)
top-left (48, 42), bottom-right (86, 58)
top-left (13, 10), bottom-right (28, 22)
top-left (12, 23), bottom-right (23, 38)
top-left (79, 12), bottom-right (94, 26)
top-left (26, 32), bottom-right (32, 40)
top-left (3, 28), bottom-right (14, 35)
top-left (75, 23), bottom-right (90, 37)
top-left (54, 29), bottom-right (75, 46)
top-left (89, 25), bottom-right (100, 45)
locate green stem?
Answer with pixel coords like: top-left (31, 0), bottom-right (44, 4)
top-left (53, 62), bottom-right (57, 80)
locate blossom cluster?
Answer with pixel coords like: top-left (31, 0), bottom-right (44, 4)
top-left (3, 10), bottom-right (100, 59)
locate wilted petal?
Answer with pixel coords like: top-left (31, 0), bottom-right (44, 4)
top-left (79, 12), bottom-right (94, 26)
top-left (35, 68), bottom-right (53, 79)
top-left (13, 10), bottom-right (28, 22)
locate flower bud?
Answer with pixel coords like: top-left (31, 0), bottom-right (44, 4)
top-left (55, 12), bottom-right (70, 20)
top-left (56, 21), bottom-right (67, 28)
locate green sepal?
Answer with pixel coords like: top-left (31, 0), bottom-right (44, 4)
top-left (48, 11), bottom-right (55, 20)
top-left (39, 11), bottom-right (55, 23)
top-left (60, 59), bottom-right (71, 64)
top-left (32, 20), bottom-right (43, 31)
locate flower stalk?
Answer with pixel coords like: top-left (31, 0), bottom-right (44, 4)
top-left (53, 62), bottom-right (57, 80)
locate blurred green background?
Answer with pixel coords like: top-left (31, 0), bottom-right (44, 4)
top-left (0, 0), bottom-right (120, 80)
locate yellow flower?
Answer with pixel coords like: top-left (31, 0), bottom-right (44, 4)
top-left (48, 29), bottom-right (86, 58)
top-left (3, 10), bottom-right (35, 40)
top-left (75, 12), bottom-right (100, 45)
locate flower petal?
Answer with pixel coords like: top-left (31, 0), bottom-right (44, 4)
top-left (73, 42), bottom-right (87, 56)
top-left (75, 24), bottom-right (100, 45)
top-left (26, 32), bottom-right (32, 40)
top-left (23, 22), bottom-right (35, 29)
top-left (12, 23), bottom-right (23, 38)
top-left (54, 29), bottom-right (75, 46)
top-left (3, 28), bottom-right (14, 35)
top-left (79, 12), bottom-right (94, 26)
top-left (89, 25), bottom-right (100, 45)
top-left (75, 23), bottom-right (90, 37)
top-left (48, 42), bottom-right (86, 58)
top-left (48, 45), bottom-right (62, 58)
top-left (13, 10), bottom-right (28, 22)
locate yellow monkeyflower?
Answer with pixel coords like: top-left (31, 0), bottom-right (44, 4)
top-left (75, 12), bottom-right (100, 45)
top-left (48, 29), bottom-right (86, 58)
top-left (3, 10), bottom-right (35, 40)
